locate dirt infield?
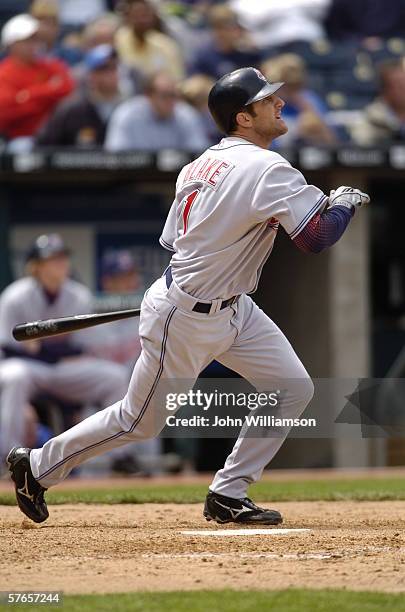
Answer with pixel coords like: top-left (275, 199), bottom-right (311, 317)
top-left (1, 500), bottom-right (405, 594)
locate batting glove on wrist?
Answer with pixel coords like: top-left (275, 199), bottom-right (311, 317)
top-left (328, 186), bottom-right (370, 211)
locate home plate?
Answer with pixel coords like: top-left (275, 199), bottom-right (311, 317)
top-left (181, 529), bottom-right (310, 536)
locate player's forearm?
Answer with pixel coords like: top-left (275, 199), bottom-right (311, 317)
top-left (293, 186), bottom-right (370, 253)
top-left (293, 205), bottom-right (354, 253)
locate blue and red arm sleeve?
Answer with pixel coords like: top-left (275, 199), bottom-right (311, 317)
top-left (293, 205), bottom-right (354, 253)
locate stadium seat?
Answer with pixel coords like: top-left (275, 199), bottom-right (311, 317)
top-left (360, 37), bottom-right (405, 65)
top-left (326, 67), bottom-right (377, 109)
top-left (272, 40), bottom-right (357, 72)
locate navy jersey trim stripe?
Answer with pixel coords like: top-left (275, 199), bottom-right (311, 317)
top-left (289, 195), bottom-right (328, 240)
top-left (209, 143), bottom-right (257, 151)
top-left (159, 237), bottom-right (175, 252)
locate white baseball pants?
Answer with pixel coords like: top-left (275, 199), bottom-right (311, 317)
top-left (0, 357), bottom-right (128, 460)
top-left (30, 276), bottom-right (314, 497)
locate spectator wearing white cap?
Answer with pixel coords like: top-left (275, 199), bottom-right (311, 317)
top-left (0, 14), bottom-right (74, 142)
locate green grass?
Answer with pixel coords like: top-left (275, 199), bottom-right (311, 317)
top-left (1, 477), bottom-right (405, 506)
top-left (4, 590), bottom-right (405, 612)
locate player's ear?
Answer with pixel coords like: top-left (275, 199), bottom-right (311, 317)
top-left (235, 109), bottom-right (253, 129)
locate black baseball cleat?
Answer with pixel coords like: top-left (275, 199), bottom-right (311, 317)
top-left (203, 490), bottom-right (282, 525)
top-left (6, 447), bottom-right (49, 523)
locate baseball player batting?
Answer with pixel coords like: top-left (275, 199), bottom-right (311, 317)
top-left (7, 67), bottom-right (369, 525)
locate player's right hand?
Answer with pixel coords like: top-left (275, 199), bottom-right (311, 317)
top-left (328, 186), bottom-right (370, 211)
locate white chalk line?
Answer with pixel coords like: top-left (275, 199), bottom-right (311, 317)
top-left (181, 528), bottom-right (310, 536)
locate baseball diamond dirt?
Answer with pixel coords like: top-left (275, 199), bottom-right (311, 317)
top-left (1, 473), bottom-right (405, 596)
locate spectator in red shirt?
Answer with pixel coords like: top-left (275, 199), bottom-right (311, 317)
top-left (0, 14), bottom-right (74, 143)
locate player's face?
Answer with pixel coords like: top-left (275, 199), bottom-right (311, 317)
top-left (250, 94), bottom-right (288, 141)
top-left (36, 254), bottom-right (71, 290)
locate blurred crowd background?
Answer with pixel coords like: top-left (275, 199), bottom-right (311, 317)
top-left (0, 0), bottom-right (405, 152)
top-left (1, 0), bottom-right (405, 478)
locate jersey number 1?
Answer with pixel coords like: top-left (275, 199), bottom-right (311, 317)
top-left (182, 189), bottom-right (199, 234)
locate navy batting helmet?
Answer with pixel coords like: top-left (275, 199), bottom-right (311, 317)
top-left (26, 234), bottom-right (70, 262)
top-left (208, 67), bottom-right (284, 134)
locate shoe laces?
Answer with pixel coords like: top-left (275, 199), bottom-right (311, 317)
top-left (243, 497), bottom-right (264, 511)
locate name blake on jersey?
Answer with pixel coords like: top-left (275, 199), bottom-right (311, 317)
top-left (182, 156), bottom-right (234, 190)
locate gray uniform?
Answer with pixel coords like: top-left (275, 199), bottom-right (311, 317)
top-left (0, 277), bottom-right (128, 459)
top-left (30, 137), bottom-right (322, 494)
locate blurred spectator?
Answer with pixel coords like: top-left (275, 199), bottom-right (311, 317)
top-left (261, 53), bottom-right (337, 146)
top-left (0, 233), bottom-right (128, 463)
top-left (30, 0), bottom-right (83, 65)
top-left (178, 73), bottom-right (220, 143)
top-left (0, 14), bottom-right (74, 144)
top-left (37, 45), bottom-right (126, 147)
top-left (105, 71), bottom-right (209, 151)
top-left (352, 59), bottom-right (405, 146)
top-left (57, 0), bottom-right (109, 31)
top-left (324, 0), bottom-right (405, 43)
top-left (230, 0), bottom-right (329, 50)
top-left (156, 2), bottom-right (210, 65)
top-left (189, 4), bottom-right (261, 80)
top-left (115, 0), bottom-right (185, 80)
top-left (81, 13), bottom-right (121, 50)
top-left (75, 15), bottom-right (142, 100)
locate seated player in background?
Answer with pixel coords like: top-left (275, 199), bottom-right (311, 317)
top-left (86, 250), bottom-right (163, 475)
top-left (0, 234), bottom-right (129, 468)
top-left (0, 14), bottom-right (74, 149)
top-left (90, 250), bottom-right (142, 372)
top-left (37, 44), bottom-right (126, 148)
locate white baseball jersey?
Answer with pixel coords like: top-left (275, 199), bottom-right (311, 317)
top-left (160, 136), bottom-right (328, 300)
top-left (0, 276), bottom-right (129, 458)
top-left (0, 277), bottom-right (92, 349)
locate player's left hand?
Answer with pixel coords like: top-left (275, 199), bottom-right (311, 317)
top-left (328, 186), bottom-right (370, 211)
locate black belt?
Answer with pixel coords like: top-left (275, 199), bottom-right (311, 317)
top-left (165, 267), bottom-right (237, 314)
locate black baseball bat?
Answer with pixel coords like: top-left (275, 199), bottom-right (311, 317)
top-left (12, 308), bottom-right (141, 342)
